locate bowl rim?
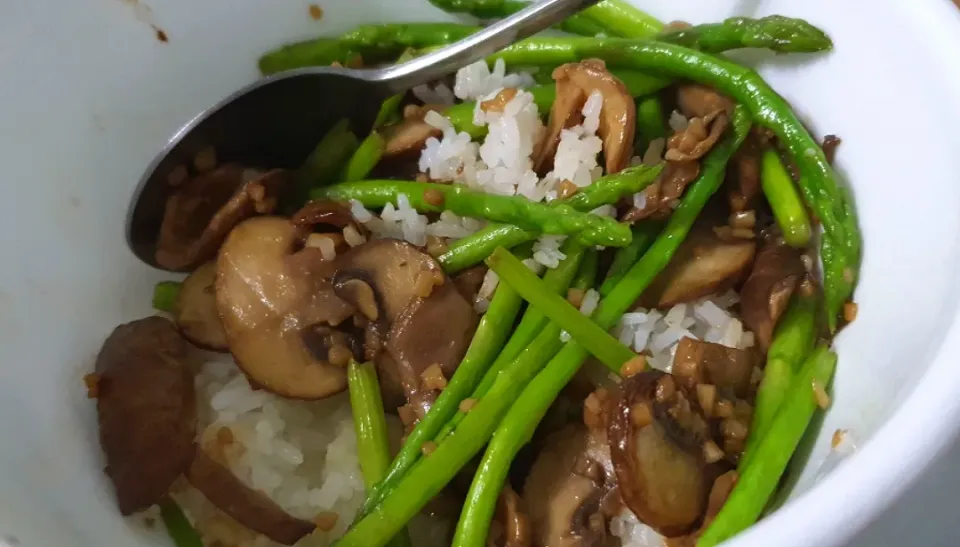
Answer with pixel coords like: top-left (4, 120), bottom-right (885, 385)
top-left (728, 3), bottom-right (960, 544)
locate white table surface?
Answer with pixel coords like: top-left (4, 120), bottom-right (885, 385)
top-left (847, 436), bottom-right (960, 546)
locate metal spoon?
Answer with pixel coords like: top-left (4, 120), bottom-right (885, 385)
top-left (126, 0), bottom-right (598, 270)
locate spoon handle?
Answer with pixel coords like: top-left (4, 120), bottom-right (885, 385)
top-left (374, 0), bottom-right (600, 93)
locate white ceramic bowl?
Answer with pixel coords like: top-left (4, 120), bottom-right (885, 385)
top-left (3, 0), bottom-right (960, 545)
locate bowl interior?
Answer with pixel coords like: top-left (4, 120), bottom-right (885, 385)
top-left (2, 0), bottom-right (960, 545)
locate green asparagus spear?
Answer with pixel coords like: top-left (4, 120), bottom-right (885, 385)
top-left (337, 323), bottom-right (566, 547)
top-left (659, 15), bottom-right (833, 53)
top-left (296, 119), bottom-right (359, 193)
top-left (572, 247), bottom-right (599, 290)
top-left (487, 247), bottom-right (636, 371)
top-left (347, 362), bottom-right (413, 547)
top-left (373, 50), bottom-right (417, 130)
top-left (580, 0), bottom-right (663, 38)
top-left (314, 180), bottom-right (633, 247)
top-left (699, 345), bottom-right (837, 547)
top-left (259, 38), bottom-right (361, 75)
top-left (566, 39), bottom-right (858, 331)
top-left (259, 23), bottom-right (476, 74)
top-left (341, 131), bottom-right (386, 182)
top-left (761, 147), bottom-right (812, 247)
top-left (424, 0), bottom-right (608, 36)
top-left (159, 498), bottom-right (203, 547)
top-left (348, 362), bottom-right (396, 488)
top-left (452, 106), bottom-right (751, 547)
top-left (360, 275), bottom-right (524, 515)
top-left (152, 281), bottom-right (181, 313)
top-left (437, 164), bottom-right (663, 272)
top-left (741, 292), bottom-right (818, 469)
top-left (635, 94), bottom-right (668, 147)
top-left (432, 241), bottom-right (586, 444)
top-left (599, 221), bottom-right (661, 296)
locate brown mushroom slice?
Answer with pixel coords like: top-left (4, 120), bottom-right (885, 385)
top-left (739, 238), bottom-right (805, 350)
top-left (333, 239), bottom-right (477, 414)
top-left (607, 371), bottom-right (714, 537)
top-left (524, 424), bottom-right (612, 547)
top-left (382, 109), bottom-right (443, 159)
top-left (386, 279), bottom-right (478, 414)
top-left (535, 59), bottom-right (636, 175)
top-left (173, 261), bottom-right (228, 351)
top-left (95, 316), bottom-right (197, 515)
top-left (664, 110), bottom-right (729, 163)
top-left (292, 199), bottom-right (364, 235)
top-left (156, 167), bottom-right (290, 271)
top-left (728, 134), bottom-right (763, 212)
top-left (187, 450), bottom-right (315, 545)
top-left (641, 225), bottom-right (756, 308)
top-left (676, 84), bottom-right (733, 120)
top-left (216, 216), bottom-right (355, 399)
top-left (333, 239), bottom-right (440, 322)
top-left (491, 486), bottom-right (532, 547)
top-left (672, 337), bottom-right (756, 397)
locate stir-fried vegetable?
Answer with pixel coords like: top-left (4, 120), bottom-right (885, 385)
top-left (600, 221), bottom-right (661, 295)
top-left (700, 345), bottom-right (837, 547)
top-left (347, 362), bottom-right (413, 547)
top-left (760, 147), bottom-right (812, 247)
top-left (487, 247), bottom-right (636, 370)
top-left (315, 180), bottom-right (635, 247)
top-left (361, 273), bottom-right (525, 514)
top-left (437, 163), bottom-right (662, 272)
top-left (658, 15), bottom-right (833, 53)
top-left (295, 118), bottom-right (359, 196)
top-left (742, 291), bottom-right (818, 467)
top-left (341, 131), bottom-right (386, 182)
top-left (152, 281), bottom-right (181, 313)
top-left (159, 499), bottom-right (203, 547)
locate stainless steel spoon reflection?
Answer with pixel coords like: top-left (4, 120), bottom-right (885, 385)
top-left (126, 0), bottom-right (598, 270)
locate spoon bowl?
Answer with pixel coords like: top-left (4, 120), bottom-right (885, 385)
top-left (125, 0), bottom-right (597, 270)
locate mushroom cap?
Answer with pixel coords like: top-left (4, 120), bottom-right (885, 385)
top-left (334, 239), bottom-right (477, 414)
top-left (216, 216), bottom-right (354, 399)
top-left (95, 316), bottom-right (197, 515)
top-left (155, 167), bottom-right (289, 271)
top-left (173, 261), bottom-right (228, 351)
top-left (740, 237), bottom-right (805, 350)
top-left (641, 223), bottom-right (756, 308)
top-left (607, 371), bottom-right (716, 537)
top-left (524, 424), bottom-right (614, 547)
top-left (535, 59), bottom-right (636, 176)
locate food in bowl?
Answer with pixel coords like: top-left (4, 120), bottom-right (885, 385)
top-left (88, 2), bottom-right (860, 546)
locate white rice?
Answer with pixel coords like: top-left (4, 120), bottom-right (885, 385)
top-left (614, 290), bottom-right (754, 372)
top-left (174, 355), bottom-right (367, 546)
top-left (532, 235), bottom-right (567, 269)
top-left (173, 354), bottom-right (453, 547)
top-left (453, 59), bottom-right (535, 101)
top-left (610, 509), bottom-right (666, 547)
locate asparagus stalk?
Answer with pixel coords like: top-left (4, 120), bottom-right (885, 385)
top-left (760, 147), bottom-right (812, 247)
top-left (152, 281), bottom-right (181, 313)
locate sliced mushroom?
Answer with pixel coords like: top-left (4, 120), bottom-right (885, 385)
top-left (665, 470), bottom-right (739, 547)
top-left (291, 199), bottom-right (364, 234)
top-left (535, 59), bottom-right (636, 175)
top-left (676, 84), bottom-right (733, 120)
top-left (387, 279), bottom-right (478, 414)
top-left (173, 261), bottom-right (228, 351)
top-left (452, 264), bottom-right (489, 302)
top-left (382, 107), bottom-right (443, 159)
top-left (187, 449), bottom-right (315, 545)
top-left (524, 424), bottom-right (614, 547)
top-left (607, 371), bottom-right (716, 537)
top-left (491, 486), bottom-right (532, 547)
top-left (216, 216), bottom-right (356, 399)
top-left (728, 133), bottom-right (763, 212)
top-left (740, 237), bottom-right (805, 350)
top-left (333, 239), bottom-right (478, 415)
top-left (641, 224), bottom-right (756, 308)
top-left (664, 110), bottom-right (729, 163)
top-left (672, 337), bottom-right (756, 398)
top-left (95, 316), bottom-right (197, 515)
top-left (156, 167), bottom-right (290, 271)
